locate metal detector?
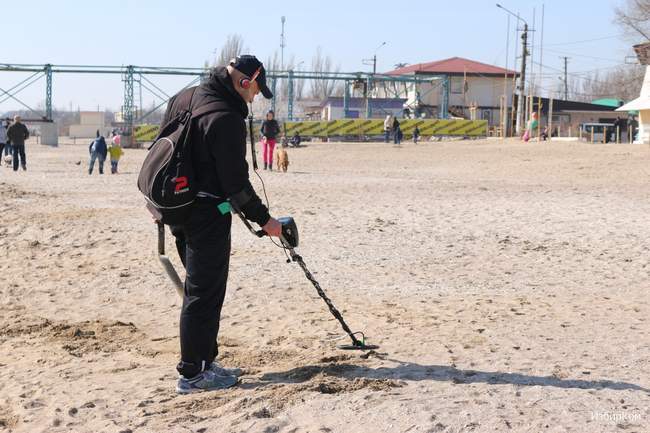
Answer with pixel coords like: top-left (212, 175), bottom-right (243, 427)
top-left (156, 210), bottom-right (378, 351)
top-left (155, 110), bottom-right (377, 351)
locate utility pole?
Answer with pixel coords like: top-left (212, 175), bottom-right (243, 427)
top-left (561, 56), bottom-right (569, 100)
top-left (44, 64), bottom-right (52, 120)
top-left (280, 16), bottom-right (286, 70)
top-left (496, 4), bottom-right (529, 135)
top-left (515, 23), bottom-right (528, 136)
top-left (363, 41), bottom-right (386, 75)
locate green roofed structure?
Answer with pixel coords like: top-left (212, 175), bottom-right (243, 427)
top-left (592, 98), bottom-right (625, 108)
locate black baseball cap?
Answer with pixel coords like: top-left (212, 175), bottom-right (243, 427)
top-left (231, 55), bottom-right (273, 99)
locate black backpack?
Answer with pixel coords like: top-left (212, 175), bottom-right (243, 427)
top-left (137, 88), bottom-right (229, 225)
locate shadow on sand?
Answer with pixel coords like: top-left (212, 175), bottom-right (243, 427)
top-left (243, 358), bottom-right (649, 393)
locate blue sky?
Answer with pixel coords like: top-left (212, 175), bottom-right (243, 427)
top-left (0, 0), bottom-right (638, 112)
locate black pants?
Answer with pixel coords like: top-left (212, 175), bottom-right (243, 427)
top-left (0, 143), bottom-right (4, 158)
top-left (171, 200), bottom-right (232, 378)
top-left (12, 144), bottom-right (26, 171)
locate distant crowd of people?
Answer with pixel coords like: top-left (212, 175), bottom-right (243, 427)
top-left (0, 118), bottom-right (124, 175)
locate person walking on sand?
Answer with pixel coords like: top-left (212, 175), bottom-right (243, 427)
top-left (393, 117), bottom-right (402, 145)
top-left (108, 134), bottom-right (124, 174)
top-left (161, 55), bottom-right (283, 394)
top-left (413, 125), bottom-right (420, 144)
top-left (384, 114), bottom-right (393, 143)
top-left (260, 110), bottom-right (280, 170)
top-left (2, 121), bottom-right (11, 164)
top-left (6, 115), bottom-right (29, 171)
top-left (88, 132), bottom-right (107, 174)
top-left (0, 120), bottom-right (6, 162)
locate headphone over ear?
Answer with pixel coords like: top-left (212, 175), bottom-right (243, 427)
top-left (240, 77), bottom-right (251, 89)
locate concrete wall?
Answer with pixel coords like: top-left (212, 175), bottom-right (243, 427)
top-left (451, 76), bottom-right (515, 107)
top-left (69, 125), bottom-right (111, 138)
top-left (69, 112), bottom-right (106, 138)
top-left (40, 123), bottom-right (58, 146)
top-left (79, 112), bottom-right (105, 126)
top-left (323, 105), bottom-right (404, 120)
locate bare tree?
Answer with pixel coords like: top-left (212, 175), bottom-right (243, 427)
top-left (265, 50), bottom-right (280, 98)
top-left (615, 0), bottom-right (650, 40)
top-left (310, 47), bottom-right (340, 99)
top-left (566, 76), bottom-right (583, 101)
top-left (215, 34), bottom-right (246, 67)
top-left (259, 51), bottom-right (280, 116)
top-left (580, 65), bottom-right (644, 101)
top-left (294, 58), bottom-right (306, 100)
top-left (265, 51), bottom-right (281, 74)
top-left (280, 55), bottom-right (295, 99)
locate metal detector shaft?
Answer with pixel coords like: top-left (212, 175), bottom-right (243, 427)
top-left (285, 248), bottom-right (363, 347)
top-left (157, 222), bottom-right (184, 298)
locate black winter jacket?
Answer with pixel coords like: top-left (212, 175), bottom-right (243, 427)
top-left (260, 119), bottom-right (280, 140)
top-left (161, 67), bottom-right (270, 226)
top-left (89, 136), bottom-right (107, 158)
top-left (7, 122), bottom-right (29, 146)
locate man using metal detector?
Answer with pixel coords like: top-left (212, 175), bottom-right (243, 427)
top-left (162, 55), bottom-right (282, 394)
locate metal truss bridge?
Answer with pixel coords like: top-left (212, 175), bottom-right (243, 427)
top-left (0, 63), bottom-right (450, 143)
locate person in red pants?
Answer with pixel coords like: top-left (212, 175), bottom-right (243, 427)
top-left (260, 110), bottom-right (280, 170)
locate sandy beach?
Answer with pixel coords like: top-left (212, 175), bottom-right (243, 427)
top-left (1, 137), bottom-right (649, 433)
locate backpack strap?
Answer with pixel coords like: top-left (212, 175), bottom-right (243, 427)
top-left (178, 87), bottom-right (198, 112)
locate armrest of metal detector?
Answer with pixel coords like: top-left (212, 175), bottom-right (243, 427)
top-left (157, 221), bottom-right (166, 255)
top-left (228, 197), bottom-right (268, 238)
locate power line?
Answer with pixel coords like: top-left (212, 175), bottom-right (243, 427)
top-left (543, 47), bottom-right (624, 63)
top-left (530, 33), bottom-right (627, 48)
top-left (531, 61), bottom-right (640, 85)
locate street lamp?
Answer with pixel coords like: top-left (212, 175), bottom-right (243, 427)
top-left (363, 41), bottom-right (387, 75)
top-left (496, 3), bottom-right (528, 136)
top-left (496, 4), bottom-right (526, 25)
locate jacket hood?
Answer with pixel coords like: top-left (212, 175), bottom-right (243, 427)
top-left (203, 67), bottom-right (249, 118)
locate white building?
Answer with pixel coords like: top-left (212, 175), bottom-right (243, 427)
top-left (616, 43), bottom-right (650, 143)
top-left (319, 97), bottom-right (407, 120)
top-left (384, 57), bottom-right (518, 126)
top-left (69, 111), bottom-right (111, 138)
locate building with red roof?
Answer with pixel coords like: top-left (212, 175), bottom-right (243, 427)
top-left (385, 57), bottom-right (517, 77)
top-left (381, 57), bottom-right (518, 129)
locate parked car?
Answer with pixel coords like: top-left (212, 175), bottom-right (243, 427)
top-left (580, 123), bottom-right (615, 143)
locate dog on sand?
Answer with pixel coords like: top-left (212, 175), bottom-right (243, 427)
top-left (275, 147), bottom-right (289, 172)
